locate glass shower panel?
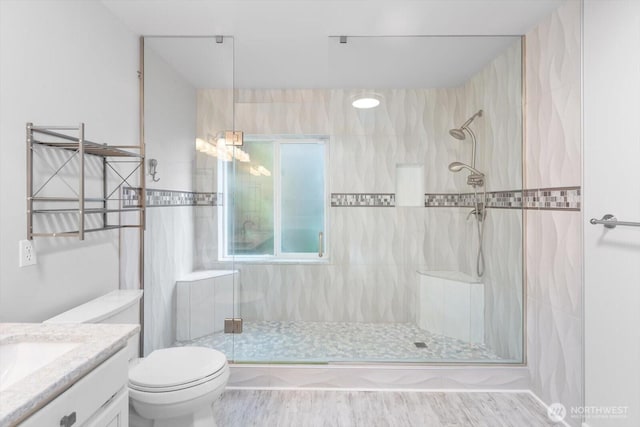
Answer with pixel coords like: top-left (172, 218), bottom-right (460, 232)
top-left (326, 35), bottom-right (524, 364)
top-left (142, 36), bottom-right (236, 360)
top-left (228, 35), bottom-right (330, 363)
top-left (225, 34), bottom-right (523, 364)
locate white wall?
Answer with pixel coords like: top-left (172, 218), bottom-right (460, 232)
top-left (584, 1), bottom-right (640, 426)
top-left (144, 46), bottom-right (196, 192)
top-left (0, 1), bottom-right (138, 321)
top-left (524, 2), bottom-right (583, 426)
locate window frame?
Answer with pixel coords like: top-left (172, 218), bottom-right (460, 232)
top-left (218, 135), bottom-right (329, 263)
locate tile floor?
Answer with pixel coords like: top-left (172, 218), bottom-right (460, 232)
top-left (213, 390), bottom-right (559, 426)
top-left (176, 320), bottom-right (508, 363)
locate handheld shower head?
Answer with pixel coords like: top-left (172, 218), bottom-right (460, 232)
top-left (449, 161), bottom-right (485, 187)
top-left (448, 161), bottom-right (483, 176)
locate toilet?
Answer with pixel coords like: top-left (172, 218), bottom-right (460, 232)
top-left (45, 290), bottom-right (230, 427)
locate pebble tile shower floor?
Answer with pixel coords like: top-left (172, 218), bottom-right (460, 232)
top-left (176, 321), bottom-right (503, 363)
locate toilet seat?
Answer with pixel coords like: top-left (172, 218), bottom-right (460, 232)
top-left (129, 346), bottom-right (227, 389)
top-left (128, 347), bottom-right (230, 407)
top-left (130, 367), bottom-right (227, 393)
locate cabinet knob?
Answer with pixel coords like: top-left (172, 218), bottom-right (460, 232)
top-left (60, 411), bottom-right (76, 427)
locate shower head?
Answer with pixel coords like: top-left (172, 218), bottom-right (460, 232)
top-left (449, 128), bottom-right (467, 140)
top-left (448, 110), bottom-right (483, 141)
top-left (448, 161), bottom-right (483, 176)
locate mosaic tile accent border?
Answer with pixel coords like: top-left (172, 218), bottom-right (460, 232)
top-left (122, 187), bottom-right (220, 208)
top-left (427, 187), bottom-right (580, 210)
top-left (331, 187), bottom-right (580, 211)
top-left (126, 187), bottom-right (579, 209)
top-left (529, 186), bottom-right (581, 211)
top-left (331, 193), bottom-right (395, 207)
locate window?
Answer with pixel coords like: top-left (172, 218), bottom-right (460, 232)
top-left (220, 136), bottom-right (327, 261)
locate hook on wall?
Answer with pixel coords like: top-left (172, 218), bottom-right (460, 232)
top-left (148, 158), bottom-right (160, 182)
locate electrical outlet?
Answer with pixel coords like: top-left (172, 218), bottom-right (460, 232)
top-left (19, 239), bottom-right (37, 267)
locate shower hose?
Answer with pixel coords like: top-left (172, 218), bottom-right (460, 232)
top-left (474, 185), bottom-right (487, 277)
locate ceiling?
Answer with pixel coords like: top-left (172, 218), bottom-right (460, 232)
top-left (103, 0), bottom-right (565, 89)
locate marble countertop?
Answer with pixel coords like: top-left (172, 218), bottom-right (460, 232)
top-left (0, 322), bottom-right (139, 427)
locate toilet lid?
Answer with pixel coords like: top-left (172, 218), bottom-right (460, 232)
top-left (129, 347), bottom-right (227, 389)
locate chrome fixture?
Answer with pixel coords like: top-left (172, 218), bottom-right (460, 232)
top-left (448, 161), bottom-right (484, 187)
top-left (148, 158), bottom-right (160, 182)
top-left (590, 214), bottom-right (640, 229)
top-left (216, 130), bottom-right (244, 146)
top-left (449, 109), bottom-right (483, 168)
top-left (448, 161), bottom-right (482, 175)
top-left (466, 203), bottom-right (486, 221)
top-left (448, 110), bottom-right (486, 277)
top-left (224, 318), bottom-right (243, 334)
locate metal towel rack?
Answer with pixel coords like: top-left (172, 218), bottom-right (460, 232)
top-left (590, 214), bottom-right (640, 229)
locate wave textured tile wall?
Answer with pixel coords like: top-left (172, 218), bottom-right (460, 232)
top-left (525, 1), bottom-right (583, 425)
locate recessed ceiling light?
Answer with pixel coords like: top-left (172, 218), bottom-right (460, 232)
top-left (352, 97), bottom-right (381, 109)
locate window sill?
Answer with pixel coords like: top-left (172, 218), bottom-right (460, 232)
top-left (218, 257), bottom-right (331, 265)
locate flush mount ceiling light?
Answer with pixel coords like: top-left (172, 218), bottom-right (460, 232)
top-left (352, 97), bottom-right (380, 109)
top-left (351, 93), bottom-right (382, 109)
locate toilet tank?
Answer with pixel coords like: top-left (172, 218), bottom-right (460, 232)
top-left (45, 289), bottom-right (143, 359)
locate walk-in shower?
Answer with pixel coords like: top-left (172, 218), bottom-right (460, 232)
top-left (138, 34), bottom-right (524, 367)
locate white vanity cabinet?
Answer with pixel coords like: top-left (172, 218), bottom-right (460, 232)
top-left (19, 348), bottom-right (129, 427)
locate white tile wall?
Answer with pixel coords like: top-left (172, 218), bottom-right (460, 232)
top-left (143, 206), bottom-right (194, 355)
top-left (524, 1), bottom-right (583, 425)
top-left (526, 0), bottom-right (581, 189)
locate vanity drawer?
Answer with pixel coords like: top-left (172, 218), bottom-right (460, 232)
top-left (19, 348), bottom-right (128, 427)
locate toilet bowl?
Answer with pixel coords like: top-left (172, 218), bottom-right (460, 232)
top-left (44, 290), bottom-right (230, 427)
top-left (128, 346), bottom-right (229, 427)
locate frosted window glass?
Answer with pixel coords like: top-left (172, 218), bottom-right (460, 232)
top-left (228, 141), bottom-right (274, 255)
top-left (280, 143), bottom-right (325, 253)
